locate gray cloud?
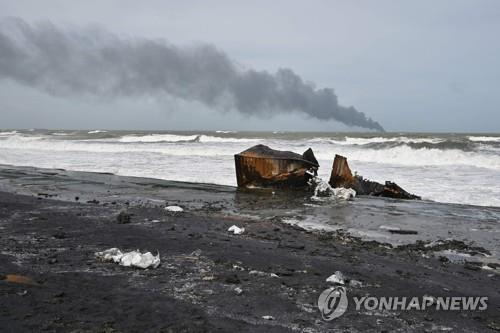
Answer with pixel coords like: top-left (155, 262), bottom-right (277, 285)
top-left (0, 17), bottom-right (384, 131)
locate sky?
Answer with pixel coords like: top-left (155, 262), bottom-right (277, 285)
top-left (0, 0), bottom-right (499, 133)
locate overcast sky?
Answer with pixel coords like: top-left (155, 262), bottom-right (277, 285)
top-left (1, 0), bottom-right (499, 133)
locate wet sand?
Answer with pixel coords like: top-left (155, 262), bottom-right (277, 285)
top-left (0, 165), bottom-right (499, 332)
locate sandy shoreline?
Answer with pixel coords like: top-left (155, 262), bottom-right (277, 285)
top-left (0, 165), bottom-right (499, 332)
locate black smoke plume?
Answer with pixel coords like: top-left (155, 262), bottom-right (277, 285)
top-left (0, 18), bottom-right (384, 131)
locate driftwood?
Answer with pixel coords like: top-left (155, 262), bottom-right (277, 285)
top-left (234, 145), bottom-right (319, 188)
top-left (328, 154), bottom-right (420, 200)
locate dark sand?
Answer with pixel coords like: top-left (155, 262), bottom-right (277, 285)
top-left (0, 166), bottom-right (499, 332)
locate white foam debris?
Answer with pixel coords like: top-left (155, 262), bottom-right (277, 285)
top-left (309, 177), bottom-right (356, 201)
top-left (349, 279), bottom-right (363, 288)
top-left (334, 187), bottom-right (357, 200)
top-left (303, 203), bottom-right (321, 207)
top-left (95, 247), bottom-right (123, 263)
top-left (262, 315), bottom-right (275, 320)
top-left (228, 225), bottom-right (245, 235)
top-left (234, 287), bottom-right (243, 295)
top-left (165, 205), bottom-right (183, 212)
top-left (249, 270), bottom-right (280, 278)
top-left (379, 225), bottom-right (401, 231)
top-left (95, 248), bottom-right (160, 269)
top-left (326, 271), bottom-right (345, 285)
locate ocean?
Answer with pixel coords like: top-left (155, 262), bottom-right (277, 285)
top-left (0, 129), bottom-right (499, 208)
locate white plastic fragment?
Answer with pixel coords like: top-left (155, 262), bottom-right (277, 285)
top-left (309, 177), bottom-right (356, 201)
top-left (333, 187), bottom-right (357, 200)
top-left (95, 248), bottom-right (123, 263)
top-left (165, 205), bottom-right (183, 212)
top-left (228, 225), bottom-right (245, 235)
top-left (262, 315), bottom-right (275, 320)
top-left (249, 270), bottom-right (280, 278)
top-left (379, 225), bottom-right (400, 231)
top-left (326, 271), bottom-right (345, 285)
top-left (120, 251), bottom-right (161, 269)
top-left (95, 248), bottom-right (160, 269)
top-left (348, 279), bottom-right (363, 288)
top-left (234, 287), bottom-right (243, 295)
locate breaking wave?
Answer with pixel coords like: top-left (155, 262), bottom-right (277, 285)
top-left (315, 145), bottom-right (500, 171)
top-left (118, 134), bottom-right (200, 143)
top-left (309, 136), bottom-right (445, 145)
top-left (117, 133), bottom-right (260, 143)
top-left (307, 135), bottom-right (500, 152)
top-left (0, 130), bottom-right (18, 136)
top-left (468, 136), bottom-right (500, 142)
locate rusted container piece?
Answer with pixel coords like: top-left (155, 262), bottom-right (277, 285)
top-left (328, 154), bottom-right (420, 200)
top-left (235, 144), bottom-right (319, 188)
top-left (329, 154), bottom-right (356, 189)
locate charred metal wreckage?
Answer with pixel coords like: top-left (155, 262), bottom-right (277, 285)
top-left (234, 145), bottom-right (319, 188)
top-left (235, 145), bottom-right (420, 200)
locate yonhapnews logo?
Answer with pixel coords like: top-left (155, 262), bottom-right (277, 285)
top-left (317, 286), bottom-right (348, 320)
top-left (318, 288), bottom-right (488, 321)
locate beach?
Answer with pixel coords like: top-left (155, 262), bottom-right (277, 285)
top-left (0, 165), bottom-right (499, 332)
top-left (1, 3), bottom-right (500, 332)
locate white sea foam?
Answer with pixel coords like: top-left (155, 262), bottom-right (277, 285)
top-left (196, 135), bottom-right (260, 143)
top-left (1, 134), bottom-right (499, 170)
top-left (320, 136), bottom-right (445, 145)
top-left (118, 134), bottom-right (200, 143)
top-left (117, 133), bottom-right (259, 143)
top-left (312, 145), bottom-right (500, 171)
top-left (0, 131), bottom-right (18, 136)
top-left (0, 131), bottom-right (499, 207)
top-left (88, 130), bottom-right (107, 134)
top-left (468, 136), bottom-right (500, 142)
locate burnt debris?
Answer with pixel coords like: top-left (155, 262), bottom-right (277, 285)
top-left (234, 144), bottom-right (319, 189)
top-left (234, 145), bottom-right (420, 200)
top-left (328, 154), bottom-right (420, 200)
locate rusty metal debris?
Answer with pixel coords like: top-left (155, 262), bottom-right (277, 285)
top-left (234, 145), bottom-right (420, 200)
top-left (1, 274), bottom-right (39, 286)
top-left (234, 144), bottom-right (319, 188)
top-left (328, 154), bottom-right (420, 200)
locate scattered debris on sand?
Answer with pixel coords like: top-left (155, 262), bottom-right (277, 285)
top-left (326, 271), bottom-right (345, 285)
top-left (1, 274), bottom-right (38, 286)
top-left (95, 248), bottom-right (160, 269)
top-left (165, 205), bottom-right (184, 212)
top-left (329, 154), bottom-right (420, 200)
top-left (234, 144), bottom-right (319, 188)
top-left (116, 210), bottom-right (131, 224)
top-left (228, 225), bottom-right (245, 235)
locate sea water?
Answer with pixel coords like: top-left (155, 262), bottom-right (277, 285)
top-left (0, 129), bottom-right (499, 207)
